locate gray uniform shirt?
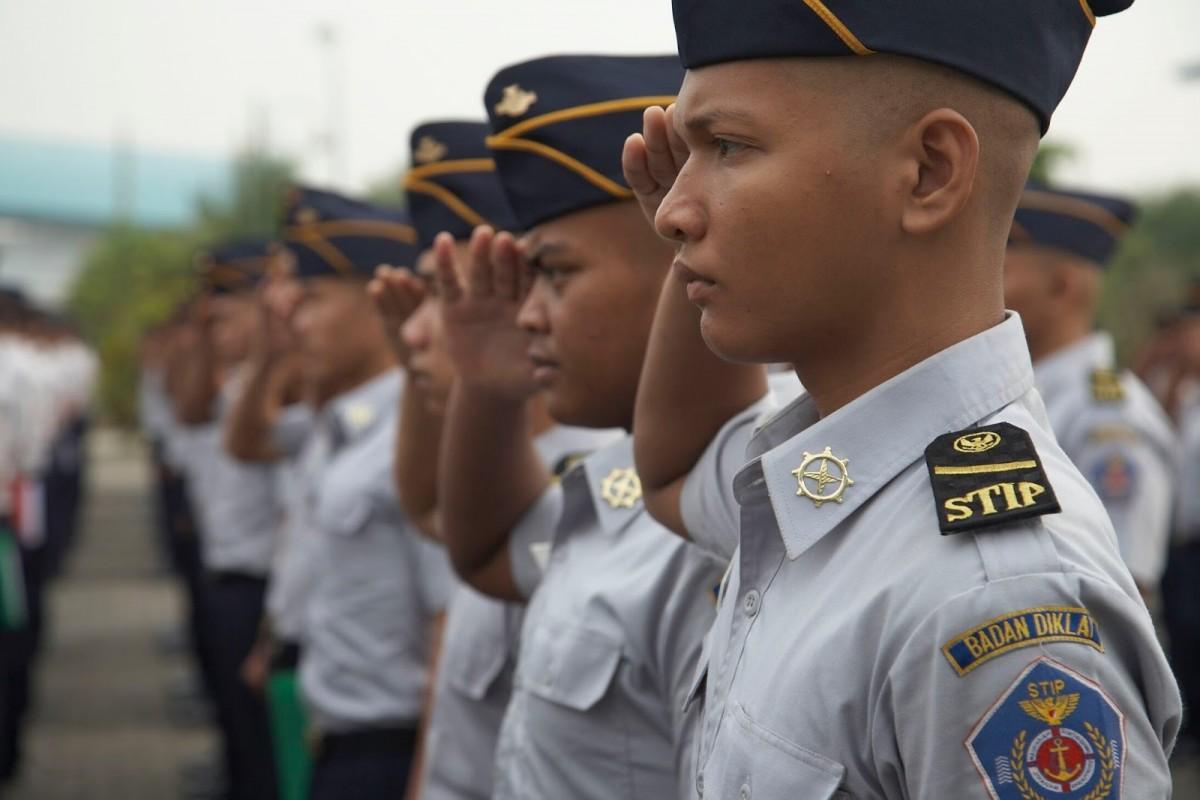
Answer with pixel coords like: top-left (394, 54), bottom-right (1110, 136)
top-left (493, 435), bottom-right (726, 800)
top-left (682, 313), bottom-right (1180, 799)
top-left (1035, 332), bottom-right (1177, 587)
top-left (265, 403), bottom-right (322, 643)
top-left (181, 376), bottom-right (280, 576)
top-left (419, 424), bottom-right (621, 800)
top-left (300, 369), bottom-right (455, 733)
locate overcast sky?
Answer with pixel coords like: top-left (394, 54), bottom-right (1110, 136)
top-left (2, 0), bottom-right (1198, 198)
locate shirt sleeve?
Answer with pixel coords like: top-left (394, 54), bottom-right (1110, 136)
top-left (412, 533), bottom-right (456, 615)
top-left (873, 570), bottom-right (1181, 799)
top-left (507, 482), bottom-right (564, 600)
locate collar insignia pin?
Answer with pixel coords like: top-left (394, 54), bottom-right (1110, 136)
top-left (600, 467), bottom-right (642, 510)
top-left (791, 447), bottom-right (854, 508)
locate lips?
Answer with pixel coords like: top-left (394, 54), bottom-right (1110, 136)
top-left (674, 260), bottom-right (717, 304)
top-left (528, 349), bottom-right (560, 385)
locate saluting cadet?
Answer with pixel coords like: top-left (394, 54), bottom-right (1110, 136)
top-left (1004, 181), bottom-right (1178, 602)
top-left (1163, 298), bottom-right (1200, 755)
top-left (625, 0), bottom-right (1180, 797)
top-left (172, 240), bottom-right (282, 800)
top-left (220, 263), bottom-right (318, 800)
top-left (431, 55), bottom-right (726, 800)
top-left (370, 120), bottom-right (620, 800)
top-left (282, 187), bottom-right (454, 800)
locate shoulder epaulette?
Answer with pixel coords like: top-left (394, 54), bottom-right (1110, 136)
top-left (924, 422), bottom-right (1061, 535)
top-left (1089, 368), bottom-right (1125, 403)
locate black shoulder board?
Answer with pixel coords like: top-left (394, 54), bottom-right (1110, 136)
top-left (924, 422), bottom-right (1061, 535)
top-left (1090, 368), bottom-right (1125, 403)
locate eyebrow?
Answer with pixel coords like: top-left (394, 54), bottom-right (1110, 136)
top-left (680, 106), bottom-right (757, 133)
top-left (525, 241), bottom-right (570, 270)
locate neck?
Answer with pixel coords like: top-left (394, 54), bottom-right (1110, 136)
top-left (527, 394), bottom-right (557, 438)
top-left (330, 346), bottom-right (396, 399)
top-left (1028, 318), bottom-right (1093, 364)
top-left (792, 292), bottom-right (1003, 418)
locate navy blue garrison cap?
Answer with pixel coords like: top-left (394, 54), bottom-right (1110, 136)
top-left (1009, 181), bottom-right (1136, 267)
top-left (197, 238), bottom-right (272, 295)
top-left (282, 186), bottom-right (419, 279)
top-left (404, 121), bottom-right (519, 250)
top-left (672, 0), bottom-right (1134, 132)
top-left (484, 54), bottom-right (683, 230)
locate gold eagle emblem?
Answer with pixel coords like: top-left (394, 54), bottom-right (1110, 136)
top-left (494, 84), bottom-right (539, 117)
top-left (413, 135), bottom-right (448, 165)
top-left (1018, 693), bottom-right (1080, 725)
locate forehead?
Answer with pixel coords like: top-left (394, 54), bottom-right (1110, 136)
top-left (676, 58), bottom-right (849, 132)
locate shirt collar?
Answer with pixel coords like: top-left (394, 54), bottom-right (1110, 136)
top-left (741, 312), bottom-right (1036, 561)
top-left (1034, 331), bottom-right (1113, 399)
top-left (575, 434), bottom-right (645, 535)
top-left (325, 368), bottom-right (403, 447)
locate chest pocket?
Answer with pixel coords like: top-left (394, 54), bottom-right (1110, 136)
top-left (701, 702), bottom-right (848, 800)
top-left (522, 624), bottom-right (622, 711)
top-left (442, 594), bottom-right (514, 700)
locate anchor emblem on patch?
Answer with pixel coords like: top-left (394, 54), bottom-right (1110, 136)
top-left (966, 657), bottom-right (1122, 799)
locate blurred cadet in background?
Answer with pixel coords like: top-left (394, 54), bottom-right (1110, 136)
top-left (1, 287), bottom-right (96, 785)
top-left (1004, 182), bottom-right (1178, 603)
top-left (169, 240), bottom-right (283, 800)
top-left (283, 186), bottom-right (454, 800)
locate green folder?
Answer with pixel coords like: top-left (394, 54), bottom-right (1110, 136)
top-left (267, 668), bottom-right (313, 800)
top-left (0, 523), bottom-right (26, 631)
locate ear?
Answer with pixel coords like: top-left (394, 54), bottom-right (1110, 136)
top-left (899, 109), bottom-right (980, 236)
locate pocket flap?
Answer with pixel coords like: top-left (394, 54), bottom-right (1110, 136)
top-left (523, 625), bottom-right (622, 712)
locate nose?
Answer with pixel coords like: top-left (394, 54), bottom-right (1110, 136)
top-left (654, 167), bottom-right (706, 244)
top-left (517, 279), bottom-right (550, 336)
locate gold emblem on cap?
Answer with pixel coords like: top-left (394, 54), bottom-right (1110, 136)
top-left (494, 84), bottom-right (539, 117)
top-left (791, 447), bottom-right (854, 508)
top-left (413, 135), bottom-right (449, 165)
top-left (296, 207), bottom-right (319, 225)
top-left (600, 467), bottom-right (642, 510)
top-left (954, 431), bottom-right (1001, 454)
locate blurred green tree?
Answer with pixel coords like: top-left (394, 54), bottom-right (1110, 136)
top-left (67, 148), bottom-right (295, 425)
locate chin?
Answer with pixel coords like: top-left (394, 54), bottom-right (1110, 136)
top-left (699, 313), bottom-right (773, 366)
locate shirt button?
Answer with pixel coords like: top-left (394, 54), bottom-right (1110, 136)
top-left (740, 784), bottom-right (751, 800)
top-left (742, 589), bottom-right (761, 618)
top-left (695, 772), bottom-right (704, 796)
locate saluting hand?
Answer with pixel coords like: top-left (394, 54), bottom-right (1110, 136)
top-left (368, 264), bottom-right (427, 365)
top-left (436, 226), bottom-right (537, 399)
top-left (622, 104), bottom-right (689, 228)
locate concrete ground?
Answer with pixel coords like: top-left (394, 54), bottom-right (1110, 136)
top-left (2, 428), bottom-right (1199, 798)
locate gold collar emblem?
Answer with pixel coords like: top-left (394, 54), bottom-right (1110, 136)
top-left (413, 135), bottom-right (448, 164)
top-left (791, 447), bottom-right (854, 508)
top-left (494, 84), bottom-right (539, 117)
top-left (343, 403), bottom-right (377, 433)
top-left (600, 467), bottom-right (642, 510)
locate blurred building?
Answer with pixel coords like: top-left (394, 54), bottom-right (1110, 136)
top-left (0, 134), bottom-right (231, 305)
